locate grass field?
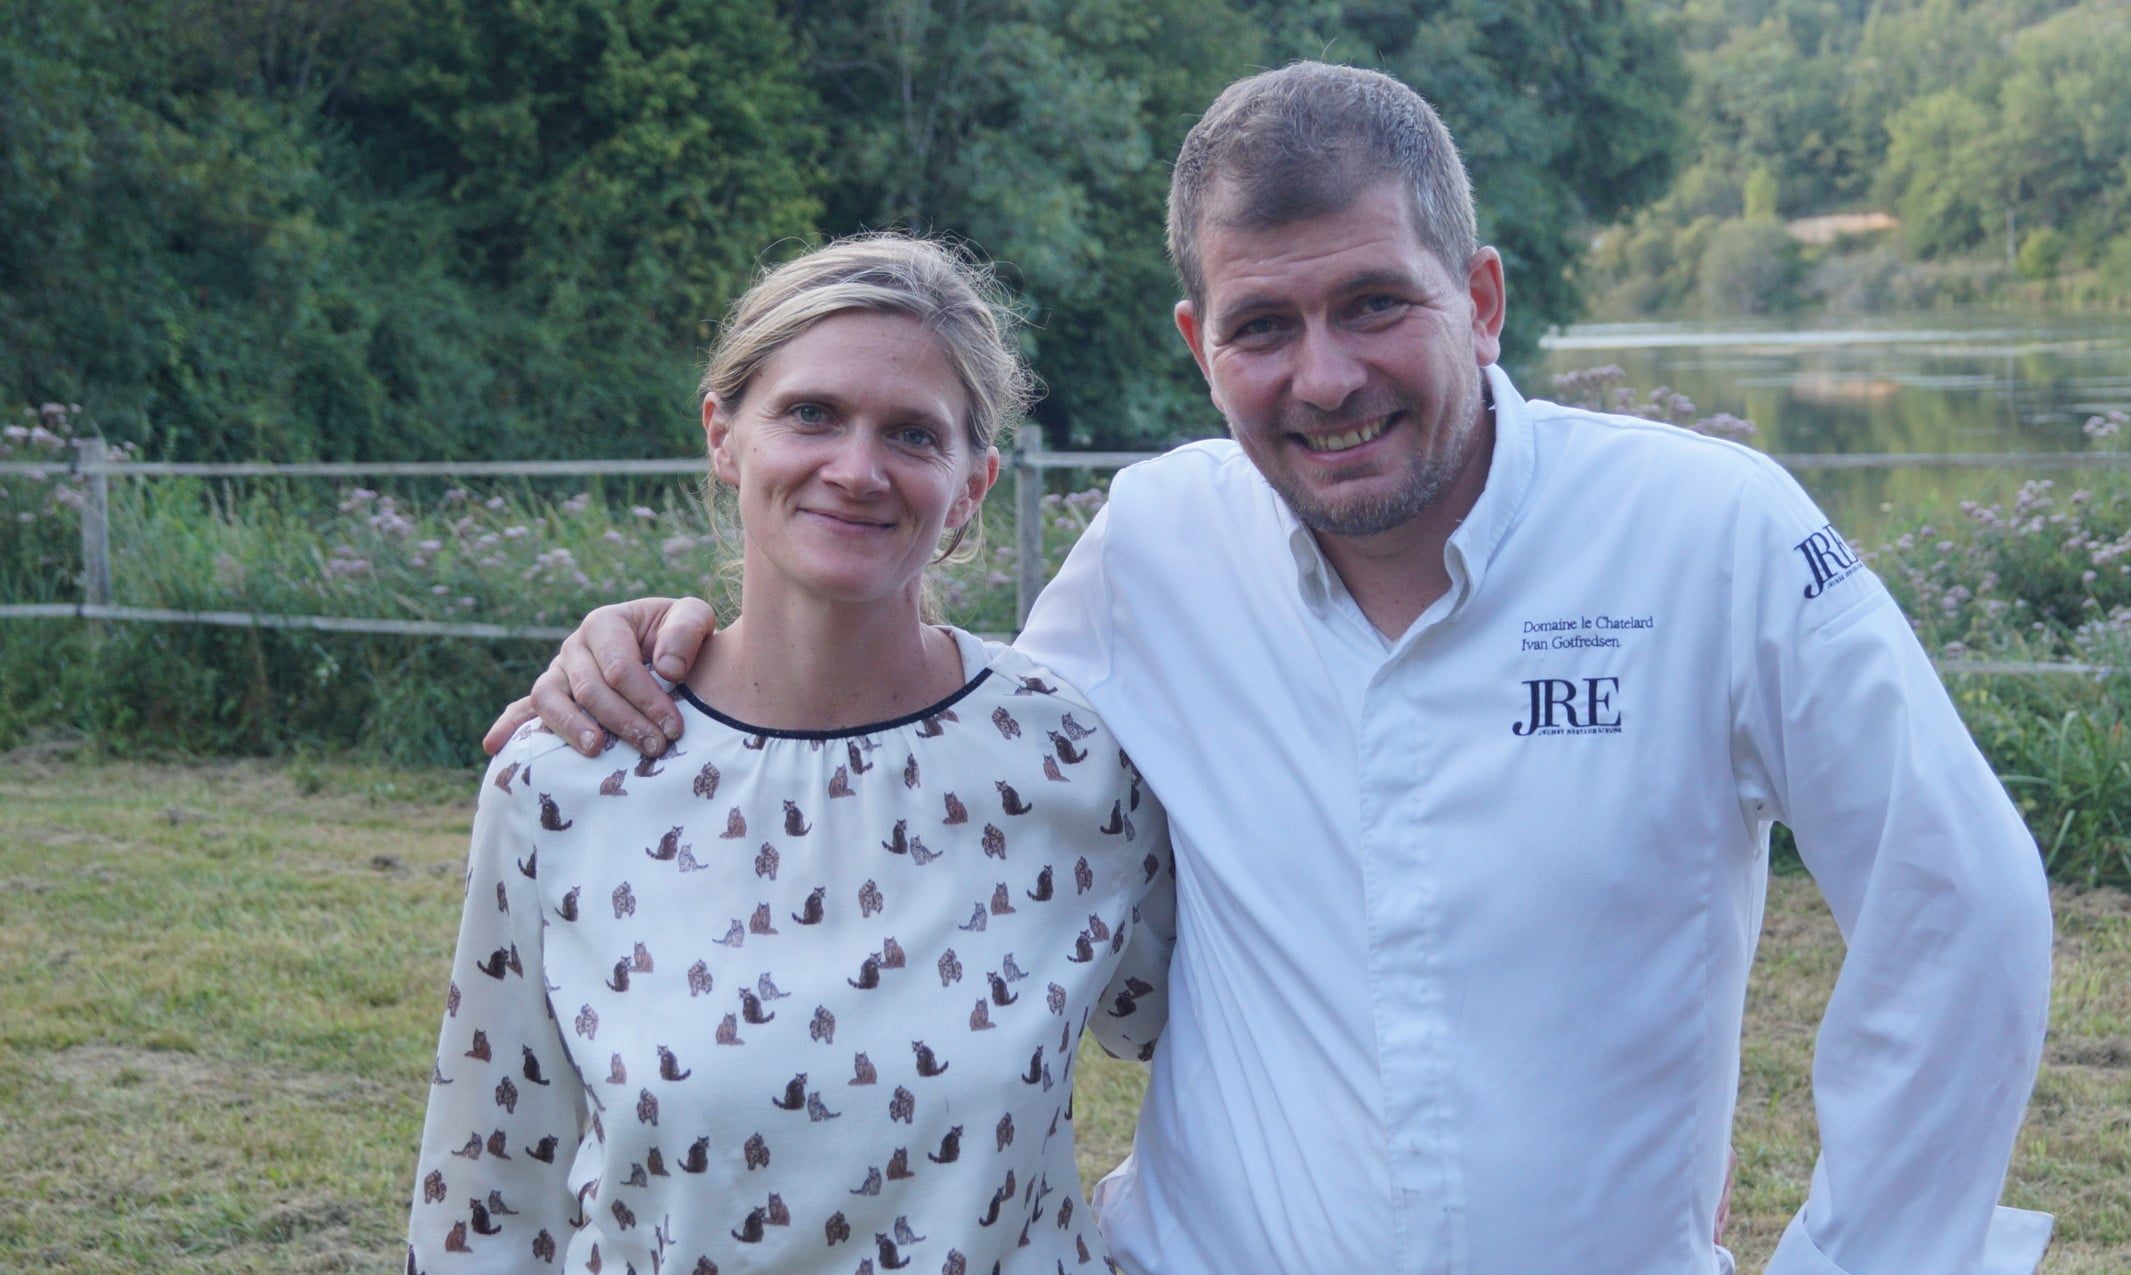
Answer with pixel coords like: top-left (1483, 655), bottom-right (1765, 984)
top-left (3, 750), bottom-right (2126, 1272)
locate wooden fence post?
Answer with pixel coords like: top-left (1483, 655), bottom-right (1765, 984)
top-left (77, 435), bottom-right (111, 611)
top-left (1014, 426), bottom-right (1046, 629)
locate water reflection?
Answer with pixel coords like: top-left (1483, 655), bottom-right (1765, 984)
top-left (1534, 312), bottom-right (2131, 540)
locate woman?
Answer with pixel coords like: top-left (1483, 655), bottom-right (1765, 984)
top-left (405, 233), bottom-right (1171, 1274)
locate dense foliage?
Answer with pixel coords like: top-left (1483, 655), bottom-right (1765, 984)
top-left (0, 1), bottom-right (1682, 460)
top-left (1, 0), bottom-right (824, 463)
top-left (1584, 0), bottom-right (2131, 315)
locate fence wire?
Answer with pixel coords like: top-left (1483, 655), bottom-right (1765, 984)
top-left (3, 438), bottom-right (2123, 674)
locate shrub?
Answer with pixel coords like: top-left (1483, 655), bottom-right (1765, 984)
top-left (2097, 230), bottom-right (2131, 300)
top-left (2016, 226), bottom-right (2068, 281)
top-left (0, 405), bottom-right (1111, 765)
top-left (0, 404), bottom-right (138, 602)
top-left (1742, 165), bottom-right (1780, 221)
top-left (1697, 217), bottom-right (1803, 315)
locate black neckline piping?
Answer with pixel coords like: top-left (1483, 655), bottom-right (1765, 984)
top-left (676, 668), bottom-right (995, 742)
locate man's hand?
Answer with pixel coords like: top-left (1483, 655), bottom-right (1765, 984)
top-left (480, 596), bottom-right (718, 758)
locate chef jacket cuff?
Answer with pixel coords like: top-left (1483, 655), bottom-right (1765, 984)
top-left (1766, 1205), bottom-right (2053, 1275)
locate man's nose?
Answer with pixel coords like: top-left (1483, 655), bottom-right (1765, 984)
top-left (1290, 324), bottom-right (1366, 411)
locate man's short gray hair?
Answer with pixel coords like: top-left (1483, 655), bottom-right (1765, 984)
top-left (1167, 62), bottom-right (1478, 309)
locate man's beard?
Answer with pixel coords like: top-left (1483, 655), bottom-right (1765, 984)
top-left (1252, 380), bottom-right (1481, 539)
top-left (1273, 455), bottom-right (1457, 538)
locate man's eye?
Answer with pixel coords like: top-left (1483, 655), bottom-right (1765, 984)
top-left (896, 426), bottom-right (938, 449)
top-left (1359, 294), bottom-right (1406, 315)
top-left (1231, 316), bottom-right (1281, 340)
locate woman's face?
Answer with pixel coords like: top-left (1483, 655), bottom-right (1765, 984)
top-left (707, 310), bottom-right (999, 610)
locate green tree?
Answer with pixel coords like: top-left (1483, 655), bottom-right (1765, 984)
top-left (1697, 216), bottom-right (1801, 312)
top-left (2016, 226), bottom-right (2067, 280)
top-left (1992, 5), bottom-right (2131, 263)
top-left (0, 0), bottom-right (825, 461)
top-left (788, 0), bottom-right (1683, 444)
top-left (1743, 164), bottom-right (1780, 219)
top-left (345, 0), bottom-right (826, 458)
top-left (0, 2), bottom-right (367, 457)
top-left (1690, 10), bottom-right (1867, 210)
top-left (782, 0), bottom-right (1263, 448)
top-left (1878, 89), bottom-right (1998, 258)
top-left (4, 1), bottom-right (1683, 458)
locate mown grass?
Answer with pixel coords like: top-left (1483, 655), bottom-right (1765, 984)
top-left (4, 754), bottom-right (2126, 1272)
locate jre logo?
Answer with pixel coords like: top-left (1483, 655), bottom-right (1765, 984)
top-left (1794, 523), bottom-right (1861, 599)
top-left (1512, 677), bottom-right (1622, 737)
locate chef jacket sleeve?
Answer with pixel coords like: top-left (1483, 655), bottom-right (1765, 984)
top-left (1018, 479), bottom-right (1174, 1061)
top-left (407, 741), bottom-right (590, 1270)
top-left (1084, 780), bottom-right (1176, 1062)
top-left (1727, 457), bottom-right (2053, 1275)
top-left (1013, 487), bottom-right (1122, 699)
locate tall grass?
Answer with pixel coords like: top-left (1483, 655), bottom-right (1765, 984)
top-left (0, 405), bottom-right (1107, 765)
top-left (5, 394), bottom-right (2128, 884)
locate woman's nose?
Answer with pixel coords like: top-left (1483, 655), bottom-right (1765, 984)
top-left (820, 432), bottom-right (890, 495)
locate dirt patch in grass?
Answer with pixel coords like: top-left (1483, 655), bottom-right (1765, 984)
top-left (43, 1042), bottom-right (395, 1106)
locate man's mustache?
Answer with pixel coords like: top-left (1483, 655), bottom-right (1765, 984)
top-left (1277, 391), bottom-right (1411, 435)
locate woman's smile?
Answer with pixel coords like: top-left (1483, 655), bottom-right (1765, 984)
top-left (799, 507), bottom-right (895, 531)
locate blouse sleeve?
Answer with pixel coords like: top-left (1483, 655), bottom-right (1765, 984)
top-left (1084, 765), bottom-right (1175, 1062)
top-left (407, 744), bottom-right (589, 1270)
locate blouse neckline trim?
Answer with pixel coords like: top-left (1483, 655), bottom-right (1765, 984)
top-left (675, 667), bottom-right (996, 742)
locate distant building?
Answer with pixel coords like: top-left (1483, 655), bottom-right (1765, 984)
top-left (1785, 213), bottom-right (1899, 246)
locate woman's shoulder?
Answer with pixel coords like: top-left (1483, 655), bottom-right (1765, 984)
top-left (942, 628), bottom-right (1139, 803)
top-left (948, 627), bottom-right (1103, 722)
top-left (482, 720), bottom-right (643, 808)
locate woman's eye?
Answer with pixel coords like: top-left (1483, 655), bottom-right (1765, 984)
top-left (792, 403), bottom-right (828, 425)
top-left (896, 426), bottom-right (939, 449)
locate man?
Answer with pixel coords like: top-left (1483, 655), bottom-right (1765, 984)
top-left (489, 63), bottom-right (2052, 1274)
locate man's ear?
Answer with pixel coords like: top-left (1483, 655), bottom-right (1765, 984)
top-left (1174, 299), bottom-right (1215, 383)
top-left (1174, 298), bottom-right (1226, 420)
top-left (704, 395), bottom-right (739, 486)
top-left (948, 445), bottom-right (1002, 530)
top-left (1465, 246), bottom-right (1507, 368)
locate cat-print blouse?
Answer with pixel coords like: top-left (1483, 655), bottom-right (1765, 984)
top-left (406, 632), bottom-right (1173, 1275)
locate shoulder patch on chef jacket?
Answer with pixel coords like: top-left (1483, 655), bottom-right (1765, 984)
top-left (1792, 521), bottom-right (1864, 601)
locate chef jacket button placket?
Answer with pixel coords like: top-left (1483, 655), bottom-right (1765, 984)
top-left (1391, 647), bottom-right (1460, 1275)
top-left (1360, 659), bottom-right (1428, 1275)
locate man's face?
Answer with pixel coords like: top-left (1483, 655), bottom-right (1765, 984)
top-left (1175, 179), bottom-right (1505, 541)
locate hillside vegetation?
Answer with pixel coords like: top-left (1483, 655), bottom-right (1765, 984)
top-left (1, 1), bottom-right (1681, 461)
top-left (1584, 0), bottom-right (2131, 315)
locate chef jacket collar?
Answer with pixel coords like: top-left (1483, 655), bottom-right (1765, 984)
top-left (1281, 362), bottom-right (1537, 625)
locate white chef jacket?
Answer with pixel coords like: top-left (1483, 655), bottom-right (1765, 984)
top-left (1015, 365), bottom-right (2054, 1275)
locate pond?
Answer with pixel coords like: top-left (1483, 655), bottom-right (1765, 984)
top-left (1535, 311), bottom-right (2131, 543)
